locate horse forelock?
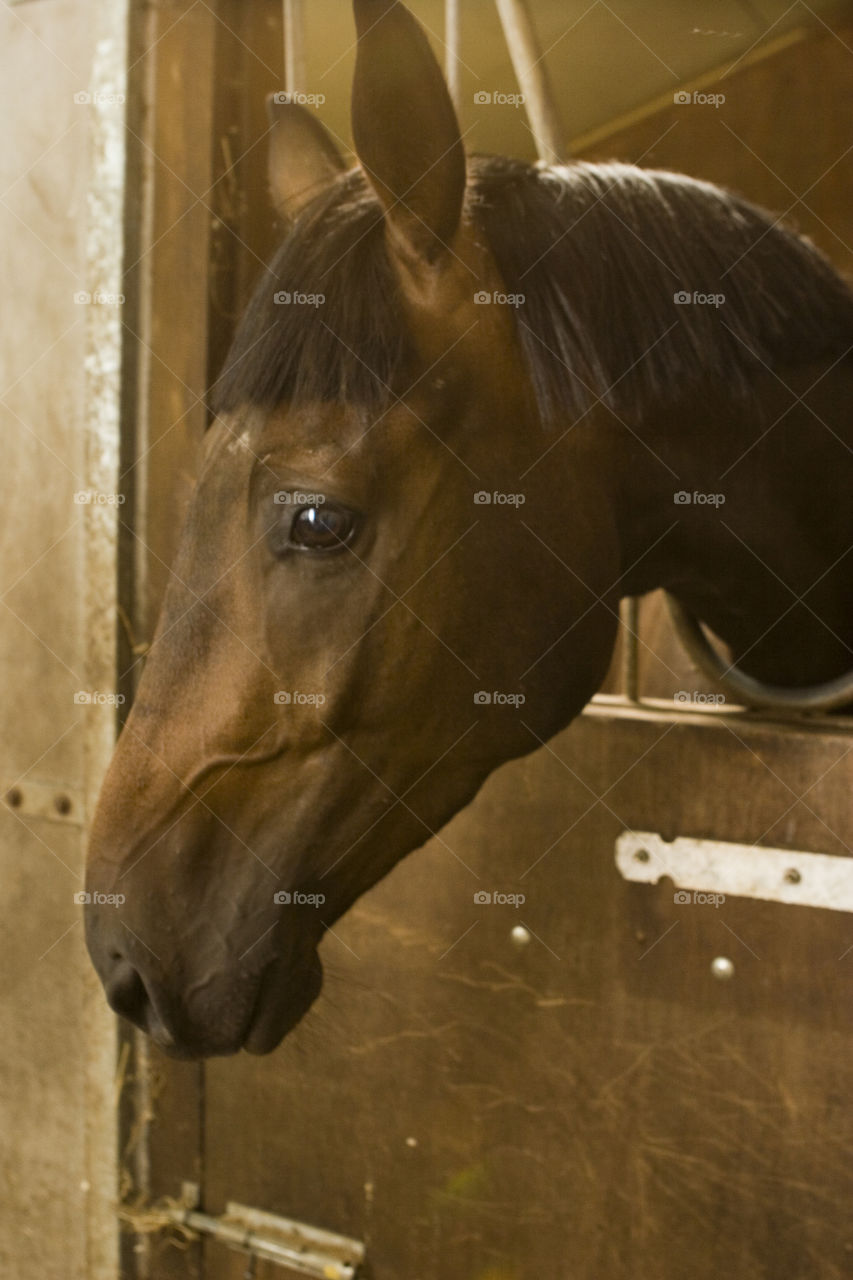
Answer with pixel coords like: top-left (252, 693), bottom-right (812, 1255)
top-left (211, 155), bottom-right (853, 431)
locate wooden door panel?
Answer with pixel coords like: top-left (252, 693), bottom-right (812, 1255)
top-left (200, 711), bottom-right (853, 1280)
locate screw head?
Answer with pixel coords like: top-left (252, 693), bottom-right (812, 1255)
top-left (710, 956), bottom-right (735, 981)
top-left (510, 925), bottom-right (531, 949)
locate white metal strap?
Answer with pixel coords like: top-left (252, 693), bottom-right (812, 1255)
top-left (617, 830), bottom-right (853, 913)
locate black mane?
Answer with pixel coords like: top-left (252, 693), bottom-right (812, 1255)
top-left (214, 155), bottom-right (853, 426)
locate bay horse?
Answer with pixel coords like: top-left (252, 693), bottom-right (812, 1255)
top-left (85, 0), bottom-right (853, 1058)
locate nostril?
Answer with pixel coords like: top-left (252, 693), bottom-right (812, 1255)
top-left (104, 958), bottom-right (176, 1049)
top-left (105, 959), bottom-right (151, 1027)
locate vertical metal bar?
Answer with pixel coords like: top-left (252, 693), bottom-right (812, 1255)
top-left (445, 0), bottom-right (461, 113)
top-left (283, 0), bottom-right (306, 95)
top-left (494, 0), bottom-right (565, 164)
top-left (620, 597), bottom-right (640, 702)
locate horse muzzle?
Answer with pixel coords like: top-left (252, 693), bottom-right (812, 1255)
top-left (85, 899), bottom-right (324, 1058)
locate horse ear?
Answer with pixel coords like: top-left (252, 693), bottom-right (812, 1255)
top-left (351, 0), bottom-right (466, 266)
top-left (265, 96), bottom-right (347, 223)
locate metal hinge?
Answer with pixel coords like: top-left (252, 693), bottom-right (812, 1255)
top-left (165, 1183), bottom-right (365, 1278)
top-left (616, 830), bottom-right (853, 912)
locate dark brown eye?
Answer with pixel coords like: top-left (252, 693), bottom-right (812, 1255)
top-left (289, 504), bottom-right (357, 553)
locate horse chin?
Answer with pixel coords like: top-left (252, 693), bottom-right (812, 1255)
top-left (142, 953), bottom-right (324, 1060)
top-left (242, 952), bottom-right (324, 1056)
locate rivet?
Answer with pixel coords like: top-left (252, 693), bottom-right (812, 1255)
top-left (5, 787), bottom-right (22, 809)
top-left (634, 848), bottom-right (650, 863)
top-left (510, 925), bottom-right (531, 949)
top-left (710, 956), bottom-right (735, 981)
top-left (784, 867), bottom-right (801, 885)
top-left (54, 794), bottom-right (72, 816)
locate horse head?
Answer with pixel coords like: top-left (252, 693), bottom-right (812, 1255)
top-left (84, 0), bottom-right (620, 1057)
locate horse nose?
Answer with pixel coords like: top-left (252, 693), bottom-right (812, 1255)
top-left (104, 957), bottom-right (175, 1048)
top-left (105, 957), bottom-right (148, 1022)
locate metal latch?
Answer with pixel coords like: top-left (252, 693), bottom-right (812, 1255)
top-left (616, 830), bottom-right (853, 912)
top-left (167, 1183), bottom-right (365, 1278)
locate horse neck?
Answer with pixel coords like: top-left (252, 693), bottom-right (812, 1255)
top-left (604, 359), bottom-right (853, 686)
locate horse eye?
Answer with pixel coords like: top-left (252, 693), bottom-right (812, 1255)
top-left (289, 504), bottom-right (357, 553)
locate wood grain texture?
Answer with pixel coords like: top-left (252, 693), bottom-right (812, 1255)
top-left (118, 3), bottom-right (219, 1276)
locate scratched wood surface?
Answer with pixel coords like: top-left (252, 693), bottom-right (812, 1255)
top-left (201, 710), bottom-right (853, 1280)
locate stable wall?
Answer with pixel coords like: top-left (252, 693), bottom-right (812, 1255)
top-left (0, 2), bottom-right (125, 1276)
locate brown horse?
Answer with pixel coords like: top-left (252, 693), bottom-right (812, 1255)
top-left (85, 0), bottom-right (853, 1058)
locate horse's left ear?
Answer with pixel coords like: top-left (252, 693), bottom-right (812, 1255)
top-left (351, 0), bottom-right (466, 267)
top-left (266, 96), bottom-right (347, 223)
